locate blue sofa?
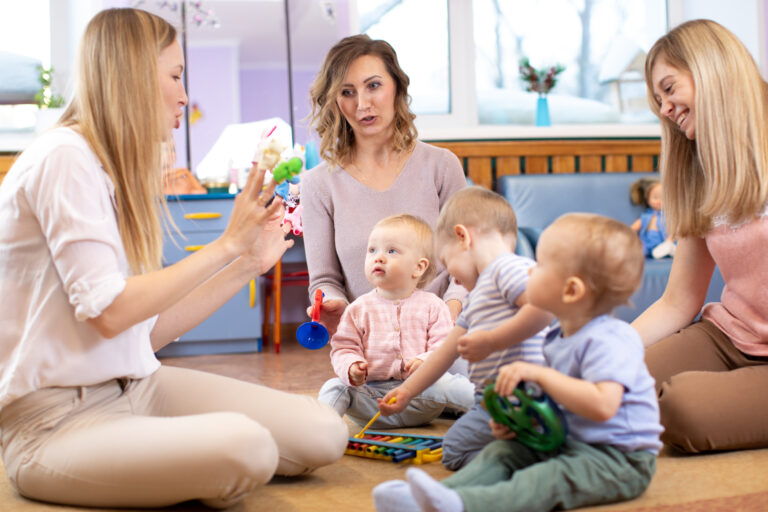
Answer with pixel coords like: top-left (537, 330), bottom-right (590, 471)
top-left (498, 172), bottom-right (725, 322)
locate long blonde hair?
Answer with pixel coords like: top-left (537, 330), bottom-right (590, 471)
top-left (645, 19), bottom-right (768, 237)
top-left (58, 8), bottom-right (175, 273)
top-left (308, 35), bottom-right (417, 169)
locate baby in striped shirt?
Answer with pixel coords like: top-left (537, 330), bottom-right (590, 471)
top-left (378, 187), bottom-right (554, 470)
top-left (317, 214), bottom-right (475, 428)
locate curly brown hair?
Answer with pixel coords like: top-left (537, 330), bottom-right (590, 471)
top-left (308, 35), bottom-right (417, 168)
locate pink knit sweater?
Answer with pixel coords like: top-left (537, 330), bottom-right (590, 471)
top-left (701, 212), bottom-right (768, 356)
top-left (329, 289), bottom-right (453, 386)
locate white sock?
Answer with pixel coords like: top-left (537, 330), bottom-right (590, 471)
top-left (406, 467), bottom-right (464, 512)
top-left (372, 479), bottom-right (422, 512)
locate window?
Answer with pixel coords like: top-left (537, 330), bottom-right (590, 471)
top-left (473, 0), bottom-right (667, 125)
top-left (0, 0), bottom-right (52, 131)
top-left (353, 0), bottom-right (671, 136)
top-left (359, 0), bottom-right (451, 115)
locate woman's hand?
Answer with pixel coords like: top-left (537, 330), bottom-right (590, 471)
top-left (220, 165), bottom-right (284, 257)
top-left (306, 298), bottom-right (347, 336)
top-left (241, 205), bottom-right (293, 275)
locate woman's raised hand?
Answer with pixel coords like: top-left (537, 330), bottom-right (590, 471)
top-left (221, 165), bottom-right (292, 271)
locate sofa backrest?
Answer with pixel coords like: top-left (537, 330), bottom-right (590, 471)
top-left (497, 171), bottom-right (659, 231)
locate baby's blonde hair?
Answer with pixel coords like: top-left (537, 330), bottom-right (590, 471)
top-left (550, 213), bottom-right (644, 315)
top-left (436, 187), bottom-right (517, 243)
top-left (373, 214), bottom-right (436, 289)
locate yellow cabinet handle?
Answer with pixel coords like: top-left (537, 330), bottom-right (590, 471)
top-left (249, 279), bottom-right (256, 308)
top-left (184, 212), bottom-right (222, 220)
top-left (185, 245), bottom-right (205, 252)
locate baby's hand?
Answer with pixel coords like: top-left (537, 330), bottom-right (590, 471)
top-left (378, 386), bottom-right (413, 416)
top-left (404, 358), bottom-right (423, 376)
top-left (495, 361), bottom-right (540, 397)
top-left (489, 419), bottom-right (517, 440)
top-left (456, 330), bottom-right (495, 362)
top-left (348, 361), bottom-right (368, 386)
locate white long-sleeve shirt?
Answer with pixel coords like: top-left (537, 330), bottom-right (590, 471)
top-left (0, 128), bottom-right (159, 409)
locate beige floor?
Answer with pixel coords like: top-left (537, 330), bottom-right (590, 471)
top-left (2, 339), bottom-right (768, 511)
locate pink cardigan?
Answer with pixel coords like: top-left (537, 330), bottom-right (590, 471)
top-left (329, 289), bottom-right (453, 386)
top-left (701, 212), bottom-right (768, 356)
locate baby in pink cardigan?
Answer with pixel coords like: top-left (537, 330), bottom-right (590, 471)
top-left (318, 214), bottom-right (474, 428)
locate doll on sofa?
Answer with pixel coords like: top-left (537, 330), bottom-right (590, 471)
top-left (630, 177), bottom-right (675, 258)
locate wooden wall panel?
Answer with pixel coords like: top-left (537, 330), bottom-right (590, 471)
top-left (496, 156), bottom-right (521, 176)
top-left (429, 139), bottom-right (660, 187)
top-left (526, 156), bottom-right (548, 174)
top-left (467, 157), bottom-right (492, 189)
top-left (0, 154), bottom-right (17, 188)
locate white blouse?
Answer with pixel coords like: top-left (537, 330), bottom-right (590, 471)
top-left (0, 128), bottom-right (159, 409)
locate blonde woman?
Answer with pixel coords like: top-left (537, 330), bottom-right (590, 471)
top-left (0, 8), bottom-right (346, 508)
top-left (302, 35), bottom-right (467, 337)
top-left (634, 19), bottom-right (768, 453)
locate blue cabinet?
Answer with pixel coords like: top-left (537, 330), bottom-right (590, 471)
top-left (157, 194), bottom-right (262, 357)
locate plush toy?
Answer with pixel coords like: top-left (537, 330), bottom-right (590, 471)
top-left (283, 203), bottom-right (303, 236)
top-left (252, 132), bottom-right (305, 236)
top-left (630, 177), bottom-right (674, 258)
top-left (253, 136), bottom-right (284, 173)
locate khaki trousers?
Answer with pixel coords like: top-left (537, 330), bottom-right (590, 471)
top-left (0, 365), bottom-right (348, 508)
top-left (646, 320), bottom-right (768, 453)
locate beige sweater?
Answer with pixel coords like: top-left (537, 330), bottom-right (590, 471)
top-left (301, 141), bottom-right (467, 304)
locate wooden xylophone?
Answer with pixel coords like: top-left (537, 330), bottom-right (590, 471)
top-left (345, 431), bottom-right (443, 464)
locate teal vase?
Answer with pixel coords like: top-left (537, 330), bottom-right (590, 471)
top-left (536, 95), bottom-right (551, 126)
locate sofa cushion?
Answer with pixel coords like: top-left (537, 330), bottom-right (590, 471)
top-left (496, 172), bottom-right (724, 322)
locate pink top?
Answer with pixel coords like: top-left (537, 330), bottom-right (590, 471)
top-left (701, 211), bottom-right (768, 356)
top-left (329, 289), bottom-right (453, 386)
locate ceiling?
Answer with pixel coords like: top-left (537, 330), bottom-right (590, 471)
top-left (143, 0), bottom-right (341, 69)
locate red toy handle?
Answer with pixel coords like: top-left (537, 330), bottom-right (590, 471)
top-left (311, 289), bottom-right (323, 322)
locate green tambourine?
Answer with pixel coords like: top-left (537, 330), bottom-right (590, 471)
top-left (483, 381), bottom-right (568, 452)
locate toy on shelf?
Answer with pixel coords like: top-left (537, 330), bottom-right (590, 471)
top-left (345, 431), bottom-right (444, 464)
top-left (295, 289), bottom-right (329, 349)
top-left (483, 381), bottom-right (568, 452)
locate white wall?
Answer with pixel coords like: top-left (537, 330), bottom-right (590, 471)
top-left (669, 0), bottom-right (767, 77)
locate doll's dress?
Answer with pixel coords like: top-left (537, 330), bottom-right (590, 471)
top-left (638, 208), bottom-right (667, 257)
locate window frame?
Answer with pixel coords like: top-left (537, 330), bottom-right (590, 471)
top-left (416, 0), bottom-right (665, 140)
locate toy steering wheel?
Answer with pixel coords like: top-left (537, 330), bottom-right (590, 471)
top-left (483, 381), bottom-right (568, 452)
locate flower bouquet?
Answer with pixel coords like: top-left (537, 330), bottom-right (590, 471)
top-left (518, 57), bottom-right (565, 95)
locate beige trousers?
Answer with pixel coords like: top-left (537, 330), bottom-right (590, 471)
top-left (0, 365), bottom-right (348, 508)
top-left (646, 320), bottom-right (768, 453)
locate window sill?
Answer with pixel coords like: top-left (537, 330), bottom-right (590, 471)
top-left (0, 130), bottom-right (36, 153)
top-left (419, 123), bottom-right (661, 142)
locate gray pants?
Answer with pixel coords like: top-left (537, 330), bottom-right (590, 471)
top-left (318, 373), bottom-right (474, 428)
top-left (0, 366), bottom-right (348, 509)
top-left (444, 438), bottom-right (656, 512)
top-left (442, 393), bottom-right (496, 470)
